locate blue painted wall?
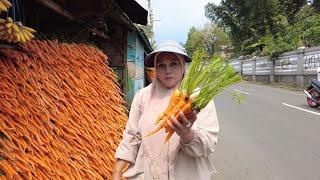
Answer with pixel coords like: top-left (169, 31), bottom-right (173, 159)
top-left (125, 31), bottom-right (146, 107)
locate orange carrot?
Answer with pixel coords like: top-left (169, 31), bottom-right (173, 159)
top-left (164, 131), bottom-right (174, 144)
top-left (174, 100), bottom-right (193, 120)
top-left (144, 118), bottom-right (167, 137)
top-left (155, 90), bottom-right (182, 124)
top-left (145, 91), bottom-right (187, 137)
top-left (144, 88), bottom-right (195, 140)
top-left (163, 94), bottom-right (189, 131)
top-left (0, 40), bottom-right (127, 179)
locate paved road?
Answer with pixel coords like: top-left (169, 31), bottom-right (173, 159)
top-left (213, 82), bottom-right (320, 180)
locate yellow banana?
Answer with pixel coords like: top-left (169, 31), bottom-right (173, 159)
top-left (22, 30), bottom-right (30, 41)
top-left (23, 29), bottom-right (35, 39)
top-left (1, 0), bottom-right (12, 8)
top-left (13, 30), bottom-right (20, 41)
top-left (7, 27), bottom-right (12, 35)
top-left (0, 2), bottom-right (7, 11)
top-left (16, 32), bottom-right (21, 42)
top-left (0, 7), bottom-right (6, 12)
top-left (22, 26), bottom-right (36, 33)
top-left (9, 33), bottom-right (15, 42)
top-left (16, 21), bottom-right (23, 26)
top-left (0, 8), bottom-right (7, 13)
top-left (6, 17), bottom-right (12, 23)
top-left (20, 31), bottom-right (26, 43)
top-left (12, 24), bottom-right (19, 33)
top-left (5, 22), bottom-right (12, 29)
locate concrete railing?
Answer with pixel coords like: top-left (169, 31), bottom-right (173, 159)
top-left (230, 46), bottom-right (320, 87)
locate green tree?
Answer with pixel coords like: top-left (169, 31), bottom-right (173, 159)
top-left (312, 0), bottom-right (320, 12)
top-left (278, 0), bottom-right (307, 24)
top-left (205, 0), bottom-right (280, 55)
top-left (185, 27), bottom-right (205, 56)
top-left (263, 5), bottom-right (320, 57)
top-left (205, 0), bottom-right (309, 56)
top-left (184, 23), bottom-right (231, 58)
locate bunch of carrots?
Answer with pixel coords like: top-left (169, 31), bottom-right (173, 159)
top-left (0, 40), bottom-right (127, 179)
top-left (146, 49), bottom-right (242, 143)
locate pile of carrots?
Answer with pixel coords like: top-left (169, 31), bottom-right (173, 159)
top-left (0, 40), bottom-right (127, 179)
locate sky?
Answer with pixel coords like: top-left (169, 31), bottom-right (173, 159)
top-left (136, 0), bottom-right (221, 45)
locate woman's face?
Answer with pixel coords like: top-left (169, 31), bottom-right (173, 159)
top-left (155, 53), bottom-right (184, 89)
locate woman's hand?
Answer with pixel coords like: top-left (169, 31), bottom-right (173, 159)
top-left (111, 171), bottom-right (123, 180)
top-left (167, 110), bottom-right (198, 144)
top-left (112, 159), bottom-right (129, 180)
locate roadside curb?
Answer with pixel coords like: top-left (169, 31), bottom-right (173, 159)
top-left (243, 81), bottom-right (305, 92)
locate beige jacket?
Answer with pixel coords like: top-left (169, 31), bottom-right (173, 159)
top-left (115, 84), bottom-right (219, 180)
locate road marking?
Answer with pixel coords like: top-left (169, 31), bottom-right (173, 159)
top-left (235, 89), bottom-right (250, 95)
top-left (282, 103), bottom-right (320, 116)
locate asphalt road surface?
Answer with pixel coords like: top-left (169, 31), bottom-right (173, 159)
top-left (213, 82), bottom-right (320, 180)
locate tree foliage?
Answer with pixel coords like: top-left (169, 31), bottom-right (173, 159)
top-left (205, 0), bottom-right (280, 56)
top-left (278, 0), bottom-right (307, 24)
top-left (204, 0), bottom-right (315, 57)
top-left (184, 23), bottom-right (231, 58)
top-left (312, 0), bottom-right (320, 12)
top-left (262, 6), bottom-right (320, 57)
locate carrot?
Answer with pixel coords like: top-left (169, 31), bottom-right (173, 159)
top-left (155, 90), bottom-right (182, 124)
top-left (0, 160), bottom-right (17, 178)
top-left (164, 131), bottom-right (174, 144)
top-left (163, 94), bottom-right (189, 131)
top-left (145, 90), bottom-right (192, 137)
top-left (0, 40), bottom-right (127, 179)
top-left (144, 118), bottom-right (167, 137)
top-left (155, 112), bottom-right (165, 125)
top-left (174, 100), bottom-right (193, 120)
top-left (162, 101), bottom-right (193, 137)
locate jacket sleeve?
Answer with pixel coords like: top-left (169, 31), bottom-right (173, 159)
top-left (179, 100), bottom-right (219, 157)
top-left (115, 91), bottom-right (142, 163)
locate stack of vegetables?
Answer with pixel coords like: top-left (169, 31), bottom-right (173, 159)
top-left (0, 40), bottom-right (127, 179)
top-left (146, 49), bottom-right (242, 143)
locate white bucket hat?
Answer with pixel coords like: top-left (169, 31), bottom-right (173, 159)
top-left (144, 40), bottom-right (191, 67)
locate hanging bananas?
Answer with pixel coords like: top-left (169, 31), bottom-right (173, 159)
top-left (0, 17), bottom-right (36, 43)
top-left (0, 0), bottom-right (12, 12)
top-left (0, 0), bottom-right (36, 43)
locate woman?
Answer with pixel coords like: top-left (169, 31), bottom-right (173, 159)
top-left (112, 40), bottom-right (219, 180)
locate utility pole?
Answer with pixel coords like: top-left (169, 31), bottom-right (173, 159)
top-left (147, 0), bottom-right (156, 46)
